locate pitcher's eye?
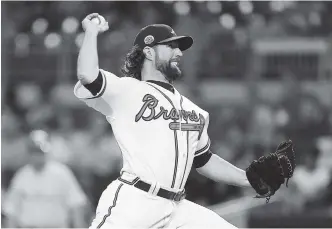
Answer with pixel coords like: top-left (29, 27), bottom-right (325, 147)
top-left (166, 41), bottom-right (179, 49)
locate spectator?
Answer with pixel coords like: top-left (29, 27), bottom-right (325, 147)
top-left (3, 130), bottom-right (88, 228)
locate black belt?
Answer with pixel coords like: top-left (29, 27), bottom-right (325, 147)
top-left (118, 177), bottom-right (186, 202)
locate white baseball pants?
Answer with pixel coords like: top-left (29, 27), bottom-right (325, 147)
top-left (89, 178), bottom-right (237, 229)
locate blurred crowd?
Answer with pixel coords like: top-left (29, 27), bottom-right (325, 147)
top-left (2, 1), bottom-right (332, 228)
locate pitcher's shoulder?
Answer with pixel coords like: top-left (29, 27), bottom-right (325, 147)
top-left (118, 76), bottom-right (143, 86)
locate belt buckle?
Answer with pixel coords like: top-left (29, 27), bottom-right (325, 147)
top-left (173, 189), bottom-right (186, 202)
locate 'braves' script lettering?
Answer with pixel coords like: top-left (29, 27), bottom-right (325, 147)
top-left (135, 94), bottom-right (205, 139)
top-left (135, 94), bottom-right (201, 123)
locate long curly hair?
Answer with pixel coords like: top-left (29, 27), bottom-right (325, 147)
top-left (121, 45), bottom-right (146, 80)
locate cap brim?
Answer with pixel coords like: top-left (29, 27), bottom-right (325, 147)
top-left (157, 36), bottom-right (193, 51)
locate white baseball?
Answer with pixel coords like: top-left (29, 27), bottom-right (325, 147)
top-left (90, 15), bottom-right (105, 25)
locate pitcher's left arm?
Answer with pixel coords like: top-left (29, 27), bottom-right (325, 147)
top-left (195, 138), bottom-right (296, 202)
top-left (195, 151), bottom-right (250, 187)
top-left (192, 111), bottom-right (250, 188)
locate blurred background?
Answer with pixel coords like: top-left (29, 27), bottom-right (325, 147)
top-left (2, 1), bottom-right (332, 228)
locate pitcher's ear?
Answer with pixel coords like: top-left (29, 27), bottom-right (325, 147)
top-left (143, 46), bottom-right (154, 61)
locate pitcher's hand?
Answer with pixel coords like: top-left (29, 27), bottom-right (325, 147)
top-left (82, 13), bottom-right (109, 34)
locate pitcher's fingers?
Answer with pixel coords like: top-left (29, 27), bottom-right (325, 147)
top-left (105, 23), bottom-right (109, 30)
top-left (254, 191), bottom-right (272, 198)
top-left (101, 23), bottom-right (109, 32)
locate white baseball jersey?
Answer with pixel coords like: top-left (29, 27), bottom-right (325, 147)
top-left (74, 69), bottom-right (211, 191)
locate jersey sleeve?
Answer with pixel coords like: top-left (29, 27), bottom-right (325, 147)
top-left (194, 112), bottom-right (211, 157)
top-left (73, 69), bottom-right (124, 116)
top-left (193, 112), bottom-right (212, 168)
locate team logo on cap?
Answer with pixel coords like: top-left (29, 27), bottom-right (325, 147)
top-left (144, 35), bottom-right (154, 45)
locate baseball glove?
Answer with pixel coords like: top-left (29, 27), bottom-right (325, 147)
top-left (246, 140), bottom-right (296, 203)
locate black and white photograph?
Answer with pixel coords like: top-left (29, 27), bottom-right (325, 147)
top-left (1, 1), bottom-right (332, 228)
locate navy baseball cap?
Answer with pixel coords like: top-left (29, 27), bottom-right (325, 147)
top-left (134, 24), bottom-right (193, 51)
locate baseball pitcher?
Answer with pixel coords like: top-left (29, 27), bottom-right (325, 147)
top-left (75, 13), bottom-right (296, 228)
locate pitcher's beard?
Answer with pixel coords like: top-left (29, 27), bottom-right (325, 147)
top-left (156, 61), bottom-right (182, 83)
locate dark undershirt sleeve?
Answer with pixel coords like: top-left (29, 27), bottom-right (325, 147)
top-left (193, 149), bottom-right (213, 168)
top-left (83, 71), bottom-right (104, 96)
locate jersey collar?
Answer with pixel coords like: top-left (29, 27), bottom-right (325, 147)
top-left (146, 80), bottom-right (175, 94)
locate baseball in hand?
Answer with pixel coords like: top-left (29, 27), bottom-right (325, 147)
top-left (82, 13), bottom-right (108, 33)
top-left (90, 15), bottom-right (105, 25)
